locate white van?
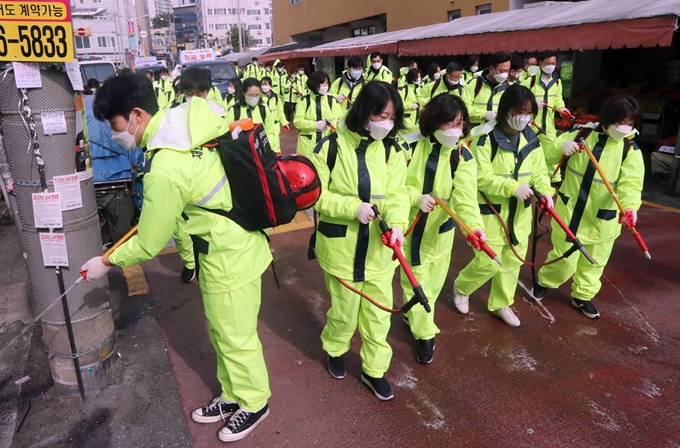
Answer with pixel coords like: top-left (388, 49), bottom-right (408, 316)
top-left (79, 59), bottom-right (117, 85)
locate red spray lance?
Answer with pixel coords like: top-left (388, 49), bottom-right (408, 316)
top-left (371, 205), bottom-right (431, 313)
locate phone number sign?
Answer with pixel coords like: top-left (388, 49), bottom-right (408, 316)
top-left (0, 0), bottom-right (74, 62)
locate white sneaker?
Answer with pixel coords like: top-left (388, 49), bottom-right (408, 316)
top-left (491, 306), bottom-right (521, 327)
top-left (453, 285), bottom-right (469, 314)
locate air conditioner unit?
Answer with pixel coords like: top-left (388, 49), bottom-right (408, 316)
top-left (257, 30), bottom-right (262, 35)
top-left (254, 0), bottom-right (260, 3)
top-left (256, 16), bottom-right (261, 20)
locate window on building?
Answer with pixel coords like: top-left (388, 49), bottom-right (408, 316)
top-left (266, 37), bottom-right (271, 44)
top-left (248, 24), bottom-right (261, 30)
top-left (252, 39), bottom-right (263, 45)
top-left (352, 26), bottom-right (375, 37)
top-left (247, 9), bottom-right (260, 15)
top-left (290, 0), bottom-right (301, 4)
top-left (75, 36), bottom-right (91, 49)
top-left (214, 8), bottom-right (226, 14)
top-left (92, 0), bottom-right (102, 3)
top-left (97, 36), bottom-right (107, 47)
top-left (209, 24), bottom-right (214, 30)
top-left (207, 8), bottom-right (212, 15)
top-left (476, 4), bottom-right (491, 14)
top-left (265, 22), bottom-right (270, 29)
top-left (264, 8), bottom-right (269, 14)
top-left (110, 37), bottom-right (116, 47)
top-left (448, 9), bottom-right (461, 21)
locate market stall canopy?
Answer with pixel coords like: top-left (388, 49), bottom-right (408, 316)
top-left (276, 0), bottom-right (680, 60)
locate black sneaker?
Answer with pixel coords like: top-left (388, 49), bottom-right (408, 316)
top-left (572, 298), bottom-right (600, 319)
top-left (361, 371), bottom-right (394, 401)
top-left (417, 338), bottom-right (435, 364)
top-left (327, 354), bottom-right (345, 379)
top-left (218, 403), bottom-right (270, 442)
top-left (531, 282), bottom-right (548, 301)
top-left (191, 397), bottom-right (239, 424)
top-left (181, 267), bottom-right (196, 283)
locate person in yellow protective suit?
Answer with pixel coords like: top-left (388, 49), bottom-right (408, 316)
top-left (398, 68), bottom-right (423, 137)
top-left (462, 55), bottom-right (480, 85)
top-left (230, 60), bottom-right (243, 79)
top-left (284, 68), bottom-right (305, 122)
top-left (533, 95), bottom-right (645, 319)
top-left (296, 64), bottom-right (309, 93)
top-left (243, 57), bottom-right (266, 80)
top-left (154, 67), bottom-right (175, 108)
top-left (401, 94), bottom-right (484, 363)
top-left (271, 60), bottom-right (287, 97)
top-left (461, 51), bottom-right (512, 127)
top-left (226, 78), bottom-right (280, 152)
top-left (453, 84), bottom-right (553, 327)
top-left (417, 62), bottom-right (464, 108)
top-left (365, 52), bottom-right (393, 84)
top-left (507, 55), bottom-right (525, 85)
top-left (422, 63), bottom-right (441, 86)
top-left (397, 60), bottom-right (419, 88)
top-left (520, 55), bottom-right (539, 82)
top-left (261, 76), bottom-right (289, 150)
top-left (522, 50), bottom-right (572, 183)
top-left (310, 81), bottom-right (410, 401)
top-left (330, 56), bottom-right (366, 111)
top-left (223, 77), bottom-right (242, 109)
top-left (81, 73), bottom-right (272, 442)
top-left (293, 71), bottom-right (343, 157)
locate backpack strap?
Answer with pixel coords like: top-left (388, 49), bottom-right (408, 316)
top-left (233, 104), bottom-right (241, 121)
top-left (325, 132), bottom-right (339, 172)
top-left (430, 78), bottom-right (441, 99)
top-left (259, 103), bottom-right (267, 121)
top-left (530, 75), bottom-right (537, 89)
top-left (327, 95), bottom-right (334, 110)
top-left (474, 76), bottom-right (484, 98)
top-left (303, 94), bottom-right (311, 113)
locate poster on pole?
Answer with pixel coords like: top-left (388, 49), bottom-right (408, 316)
top-left (53, 173), bottom-right (82, 211)
top-left (179, 48), bottom-right (216, 64)
top-left (41, 111), bottom-right (68, 135)
top-left (64, 60), bottom-right (84, 91)
top-left (12, 62), bottom-right (42, 88)
top-left (134, 56), bottom-right (158, 68)
top-left (32, 192), bottom-right (63, 228)
top-left (39, 233), bottom-right (69, 267)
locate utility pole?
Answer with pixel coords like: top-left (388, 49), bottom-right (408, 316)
top-left (236, 0), bottom-right (243, 52)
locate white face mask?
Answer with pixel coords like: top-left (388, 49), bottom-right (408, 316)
top-left (433, 72), bottom-right (441, 80)
top-left (471, 65), bottom-right (479, 72)
top-left (349, 70), bottom-right (363, 80)
top-left (161, 75), bottom-right (168, 81)
top-left (111, 118), bottom-right (139, 150)
top-left (277, 68), bottom-right (284, 73)
top-left (528, 65), bottom-right (541, 76)
top-left (227, 86), bottom-right (236, 95)
top-left (542, 64), bottom-right (556, 75)
top-left (366, 119), bottom-right (394, 141)
top-left (261, 85), bottom-right (271, 93)
top-left (446, 77), bottom-right (459, 85)
top-left (246, 96), bottom-right (260, 107)
top-left (493, 71), bottom-right (509, 84)
top-left (513, 70), bottom-right (523, 79)
top-left (506, 114), bottom-right (532, 132)
top-left (607, 124), bottom-right (633, 141)
top-left (415, 78), bottom-right (421, 85)
top-left (318, 85), bottom-right (329, 95)
top-left (434, 128), bottom-right (463, 148)
top-left (372, 62), bottom-right (382, 70)
top-left (298, 70), bottom-right (304, 75)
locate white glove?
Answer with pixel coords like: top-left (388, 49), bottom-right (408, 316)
top-left (561, 141), bottom-right (580, 156)
top-left (315, 120), bottom-right (328, 131)
top-left (80, 256), bottom-right (111, 281)
top-left (543, 194), bottom-right (555, 209)
top-left (416, 194), bottom-right (435, 212)
top-left (411, 103), bottom-right (419, 110)
top-left (336, 95), bottom-right (346, 103)
top-left (355, 203), bottom-right (375, 224)
top-left (389, 227), bottom-right (404, 247)
top-left (484, 111), bottom-right (497, 122)
top-left (514, 183), bottom-right (533, 200)
top-left (537, 101), bottom-right (544, 110)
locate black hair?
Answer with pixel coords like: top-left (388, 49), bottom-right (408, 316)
top-left (496, 84), bottom-right (538, 125)
top-left (298, 64), bottom-right (305, 70)
top-left (264, 61), bottom-right (272, 68)
top-left (252, 57), bottom-right (258, 62)
top-left (160, 67), bottom-right (169, 75)
top-left (419, 93), bottom-right (471, 138)
top-left (240, 77), bottom-right (261, 105)
top-left (408, 60), bottom-right (418, 68)
top-left (427, 63), bottom-right (440, 80)
top-left (119, 67), bottom-right (133, 76)
top-left (539, 50), bottom-right (558, 62)
top-left (347, 56), bottom-right (363, 69)
top-left (406, 68), bottom-right (421, 84)
top-left (511, 55), bottom-right (524, 72)
top-left (261, 76), bottom-right (273, 86)
top-left (525, 55), bottom-right (537, 64)
top-left (179, 67), bottom-right (212, 94)
top-left (275, 61), bottom-right (284, 69)
top-left (445, 61), bottom-right (463, 74)
top-left (87, 78), bottom-right (100, 90)
top-left (228, 77), bottom-right (243, 103)
top-left (345, 81), bottom-right (404, 138)
top-left (369, 52), bottom-right (383, 60)
top-left (93, 73), bottom-right (159, 121)
top-left (489, 51), bottom-right (512, 68)
top-left (464, 55), bottom-right (480, 72)
top-left (599, 94), bottom-right (643, 130)
top-left (307, 71), bottom-right (330, 94)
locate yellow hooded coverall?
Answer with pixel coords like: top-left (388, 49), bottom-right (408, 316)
top-left (293, 92), bottom-right (342, 157)
top-left (109, 99), bottom-right (273, 412)
top-left (310, 124), bottom-right (409, 378)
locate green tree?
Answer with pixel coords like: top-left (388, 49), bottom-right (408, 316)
top-left (227, 24), bottom-right (253, 53)
top-left (152, 14), bottom-right (170, 29)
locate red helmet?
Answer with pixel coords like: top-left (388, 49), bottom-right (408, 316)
top-left (277, 154), bottom-right (321, 210)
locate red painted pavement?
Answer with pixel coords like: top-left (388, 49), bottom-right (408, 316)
top-left (139, 130), bottom-right (680, 447)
